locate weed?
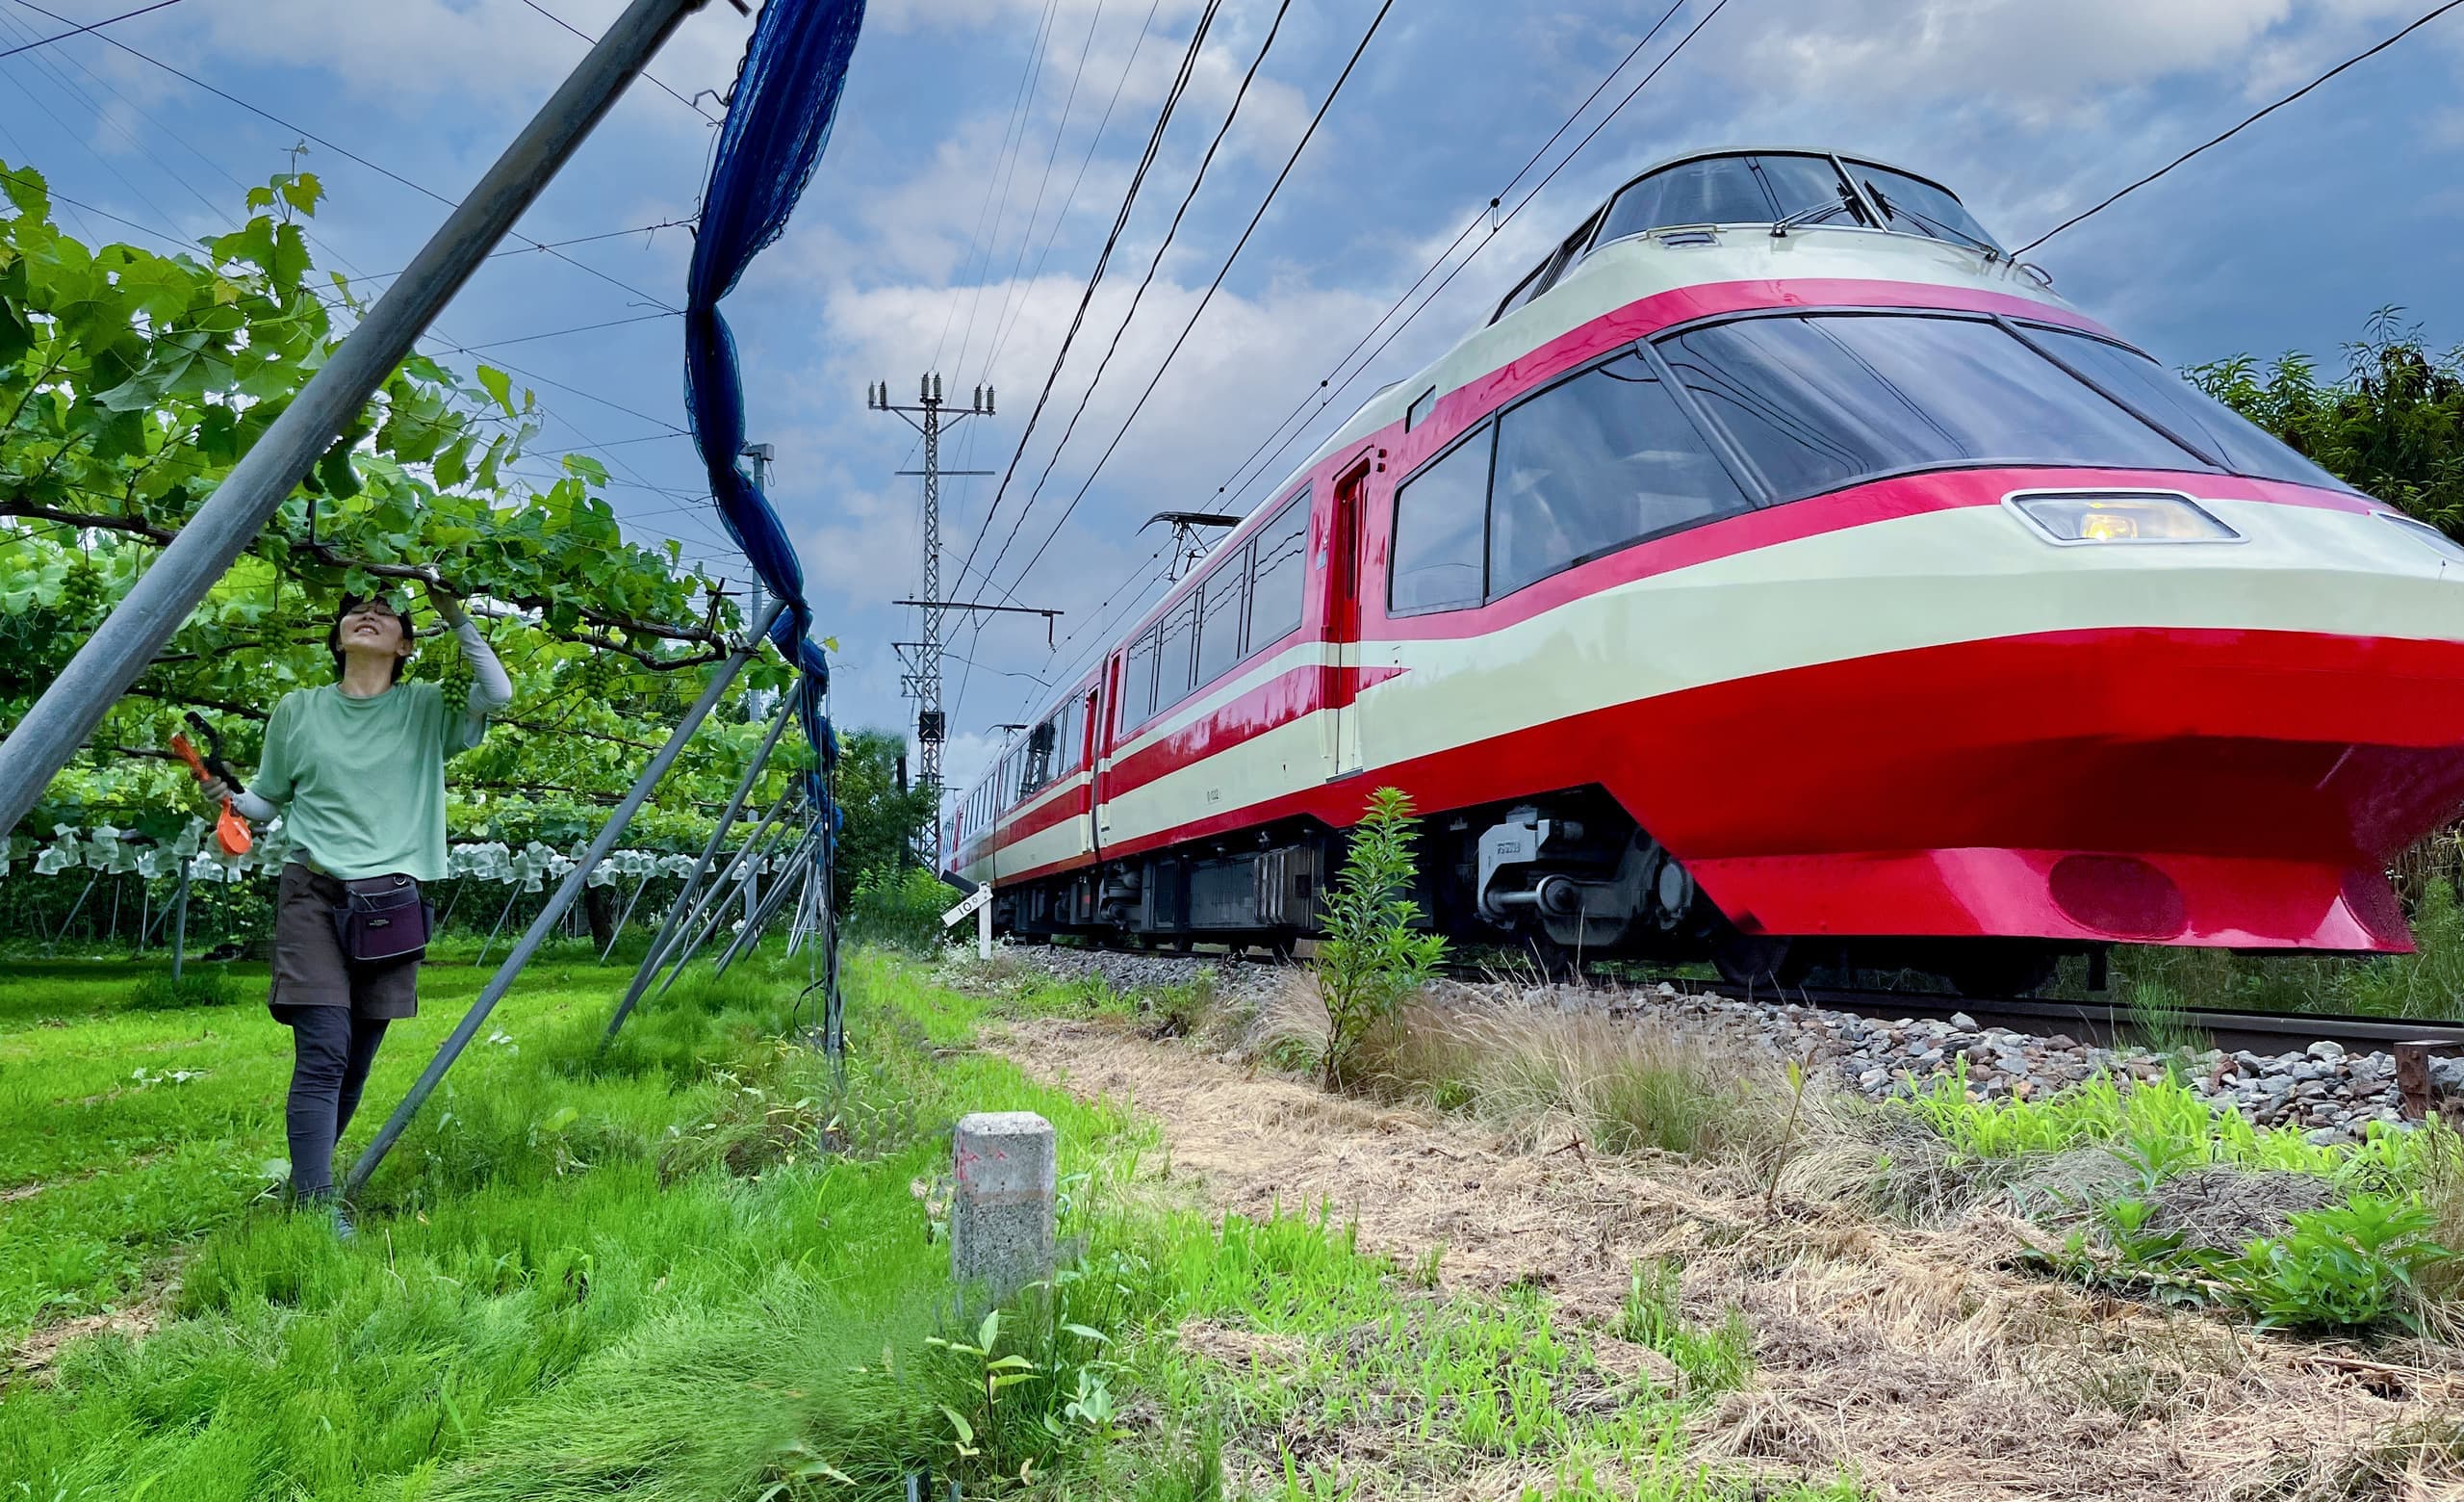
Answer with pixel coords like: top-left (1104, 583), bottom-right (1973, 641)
top-left (2123, 979), bottom-right (2212, 1063)
top-left (1362, 998), bottom-right (1789, 1166)
top-left (1615, 1259), bottom-right (1754, 1394)
top-left (127, 966), bottom-right (237, 1010)
top-left (1311, 787), bottom-right (1446, 1090)
top-left (849, 867), bottom-right (958, 955)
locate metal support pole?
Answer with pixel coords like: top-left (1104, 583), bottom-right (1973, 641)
top-left (345, 598), bottom-right (783, 1197)
top-left (712, 826), bottom-right (822, 975)
top-left (43, 873), bottom-right (101, 953)
top-left (171, 868), bottom-right (191, 982)
top-left (656, 807), bottom-right (799, 993)
top-left (0, 0), bottom-right (711, 840)
top-left (474, 887), bottom-right (523, 969)
top-left (602, 696), bottom-right (795, 1036)
top-left (600, 872), bottom-right (654, 963)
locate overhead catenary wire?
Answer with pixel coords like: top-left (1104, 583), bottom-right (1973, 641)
top-left (946, 0), bottom-right (1226, 599)
top-left (928, 0), bottom-right (1067, 375)
top-left (993, 0), bottom-right (1398, 599)
top-left (980, 0), bottom-right (1164, 380)
top-left (2014, 0), bottom-right (2464, 255)
top-left (965, 0), bottom-right (1111, 389)
top-left (971, 0), bottom-right (1300, 595)
top-left (1202, 0), bottom-right (1728, 528)
top-left (954, 0), bottom-right (1721, 729)
top-left (948, 0), bottom-right (1072, 386)
top-left (1204, 0), bottom-right (1693, 508)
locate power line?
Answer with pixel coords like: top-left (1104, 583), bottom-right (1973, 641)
top-left (8, 0), bottom-right (683, 311)
top-left (1209, 0), bottom-right (1724, 523)
top-left (947, 0), bottom-right (1226, 598)
top-left (1205, 0), bottom-right (1689, 507)
top-left (431, 309), bottom-right (679, 355)
top-left (970, 0), bottom-right (1112, 389)
top-left (2015, 0), bottom-right (2464, 255)
top-left (0, 0), bottom-right (177, 62)
top-left (514, 0), bottom-right (722, 125)
top-left (929, 0), bottom-right (1066, 375)
top-left (999, 0), bottom-right (1398, 598)
top-left (949, 0), bottom-right (1070, 386)
top-left (973, 0), bottom-right (1299, 594)
top-left (983, 0), bottom-right (1166, 378)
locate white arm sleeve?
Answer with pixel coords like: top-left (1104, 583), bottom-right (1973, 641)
top-left (453, 618), bottom-right (514, 714)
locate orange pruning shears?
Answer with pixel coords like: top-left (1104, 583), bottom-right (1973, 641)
top-left (168, 711), bottom-right (252, 857)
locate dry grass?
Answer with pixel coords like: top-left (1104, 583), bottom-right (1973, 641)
top-left (997, 1011), bottom-right (2464, 1502)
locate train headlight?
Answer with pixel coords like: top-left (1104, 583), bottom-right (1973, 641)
top-left (2008, 491), bottom-right (2240, 544)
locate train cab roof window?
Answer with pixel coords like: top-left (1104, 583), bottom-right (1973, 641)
top-left (2021, 324), bottom-right (2351, 492)
top-left (1595, 152), bottom-right (1864, 248)
top-left (1659, 312), bottom-right (2197, 501)
top-left (1492, 211), bottom-right (1606, 324)
top-left (1391, 426), bottom-right (1494, 613)
top-left (1247, 493), bottom-right (1310, 652)
top-left (1406, 386), bottom-right (1438, 430)
top-left (1490, 353), bottom-right (1749, 598)
top-left (1844, 161), bottom-right (2002, 254)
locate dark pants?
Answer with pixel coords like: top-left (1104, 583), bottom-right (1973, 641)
top-left (275, 1004), bottom-right (391, 1199)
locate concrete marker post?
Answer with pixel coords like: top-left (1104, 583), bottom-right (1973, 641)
top-left (950, 1111), bottom-right (1056, 1298)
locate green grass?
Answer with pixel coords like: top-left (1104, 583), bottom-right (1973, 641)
top-left (1, 946), bottom-right (1858, 1500)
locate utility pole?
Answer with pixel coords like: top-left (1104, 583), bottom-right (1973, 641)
top-left (867, 374), bottom-right (993, 869)
top-left (738, 440), bottom-right (774, 926)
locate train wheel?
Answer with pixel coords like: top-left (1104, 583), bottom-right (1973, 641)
top-left (1711, 930), bottom-right (1809, 991)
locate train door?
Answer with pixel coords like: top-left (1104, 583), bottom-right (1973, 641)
top-left (1093, 653), bottom-right (1121, 849)
top-left (1074, 682), bottom-right (1100, 857)
top-left (1323, 460), bottom-right (1371, 781)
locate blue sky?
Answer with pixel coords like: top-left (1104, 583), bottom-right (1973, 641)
top-left (10, 0), bottom-right (2463, 806)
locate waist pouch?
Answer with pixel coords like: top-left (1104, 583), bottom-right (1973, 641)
top-left (329, 874), bottom-right (432, 966)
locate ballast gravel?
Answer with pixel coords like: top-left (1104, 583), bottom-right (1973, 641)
top-left (984, 942), bottom-right (2423, 1144)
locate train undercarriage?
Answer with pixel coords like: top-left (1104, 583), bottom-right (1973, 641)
top-left (984, 785), bottom-right (2086, 998)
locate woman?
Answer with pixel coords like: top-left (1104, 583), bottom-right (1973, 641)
top-left (203, 583), bottom-right (512, 1232)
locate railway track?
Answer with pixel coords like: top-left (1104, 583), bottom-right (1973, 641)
top-left (1675, 978), bottom-right (2464, 1058)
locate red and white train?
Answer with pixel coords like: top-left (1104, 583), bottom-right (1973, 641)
top-left (944, 148), bottom-right (2464, 991)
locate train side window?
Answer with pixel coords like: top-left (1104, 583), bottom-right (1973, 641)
top-left (1661, 313), bottom-right (2195, 500)
top-left (1194, 553), bottom-right (1247, 687)
top-left (1405, 386), bottom-right (1437, 430)
top-left (1390, 426), bottom-right (1494, 613)
top-left (1156, 591), bottom-right (1199, 711)
top-left (1120, 633), bottom-right (1158, 730)
top-left (1245, 493), bottom-right (1309, 652)
top-left (2021, 325), bottom-right (2351, 492)
top-left (1489, 352), bottom-right (1748, 598)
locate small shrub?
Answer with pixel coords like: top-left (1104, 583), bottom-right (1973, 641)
top-left (2122, 979), bottom-right (2210, 1063)
top-left (849, 866), bottom-right (957, 955)
top-left (1311, 787), bottom-right (1446, 1090)
top-left (2219, 1194), bottom-right (2456, 1334)
top-left (128, 966), bottom-right (237, 1010)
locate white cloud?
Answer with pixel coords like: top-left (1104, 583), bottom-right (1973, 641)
top-left (163, 0), bottom-right (754, 124)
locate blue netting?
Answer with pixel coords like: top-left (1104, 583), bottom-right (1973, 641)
top-left (686, 0), bottom-right (865, 803)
